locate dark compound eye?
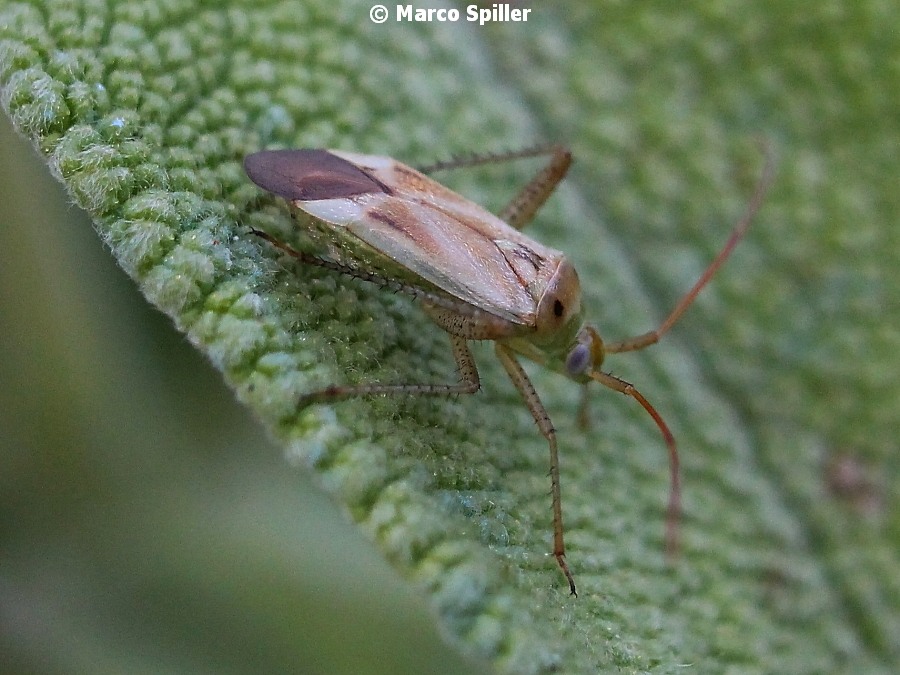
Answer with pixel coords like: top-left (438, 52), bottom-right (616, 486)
top-left (553, 299), bottom-right (564, 317)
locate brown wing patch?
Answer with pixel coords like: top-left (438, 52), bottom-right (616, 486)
top-left (365, 201), bottom-right (442, 252)
top-left (244, 149), bottom-right (393, 201)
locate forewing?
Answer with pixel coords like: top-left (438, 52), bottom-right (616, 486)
top-left (259, 149), bottom-right (566, 324)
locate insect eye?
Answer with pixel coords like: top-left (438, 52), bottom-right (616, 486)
top-left (553, 299), bottom-right (565, 318)
top-left (565, 343), bottom-right (591, 376)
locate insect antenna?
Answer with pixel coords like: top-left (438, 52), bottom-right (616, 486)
top-left (590, 370), bottom-right (680, 555)
top-left (591, 141), bottom-right (776, 556)
top-left (605, 141), bottom-right (776, 355)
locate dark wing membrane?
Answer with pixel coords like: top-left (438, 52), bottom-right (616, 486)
top-left (244, 149), bottom-right (393, 201)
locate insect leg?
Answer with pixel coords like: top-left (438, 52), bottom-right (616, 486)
top-left (415, 144), bottom-right (562, 174)
top-left (495, 343), bottom-right (577, 596)
top-left (299, 334), bottom-right (480, 405)
top-left (415, 145), bottom-right (572, 231)
top-left (606, 143), bottom-right (776, 355)
top-left (498, 146), bottom-right (572, 231)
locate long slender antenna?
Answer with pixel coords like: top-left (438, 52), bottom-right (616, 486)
top-left (591, 370), bottom-right (680, 554)
top-left (594, 141), bottom-right (776, 555)
top-left (606, 142), bottom-right (776, 355)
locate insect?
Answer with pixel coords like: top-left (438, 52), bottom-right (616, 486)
top-left (243, 144), bottom-right (774, 595)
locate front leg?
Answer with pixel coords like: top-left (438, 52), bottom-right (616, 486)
top-left (494, 343), bottom-right (576, 596)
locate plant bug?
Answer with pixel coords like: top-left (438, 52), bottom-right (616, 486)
top-left (244, 144), bottom-right (774, 595)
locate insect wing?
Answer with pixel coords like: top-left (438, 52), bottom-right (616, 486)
top-left (246, 149), bottom-right (565, 325)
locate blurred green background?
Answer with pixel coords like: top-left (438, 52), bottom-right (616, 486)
top-left (0, 114), bottom-right (482, 674)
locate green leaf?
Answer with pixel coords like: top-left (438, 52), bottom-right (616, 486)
top-left (1, 1), bottom-right (897, 673)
